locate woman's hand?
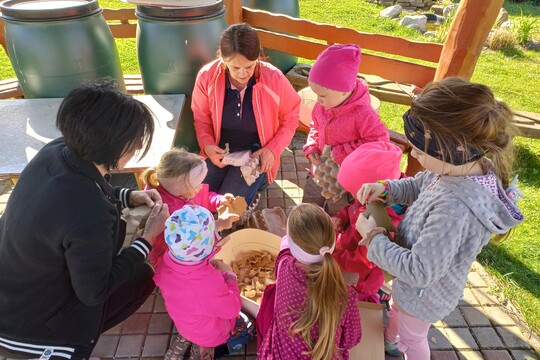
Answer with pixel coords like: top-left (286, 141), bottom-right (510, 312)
top-left (130, 189), bottom-right (162, 207)
top-left (216, 213), bottom-right (240, 232)
top-left (142, 201), bottom-right (169, 246)
top-left (307, 152), bottom-right (321, 166)
top-left (210, 259), bottom-right (232, 273)
top-left (204, 145), bottom-right (227, 168)
top-left (356, 214), bottom-right (377, 244)
top-left (357, 182), bottom-right (386, 205)
top-left (251, 147), bottom-right (275, 173)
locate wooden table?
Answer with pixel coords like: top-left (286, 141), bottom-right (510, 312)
top-left (0, 94), bottom-right (185, 187)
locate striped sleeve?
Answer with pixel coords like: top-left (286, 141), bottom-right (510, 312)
top-left (131, 238), bottom-right (152, 258)
top-left (114, 187), bottom-right (133, 209)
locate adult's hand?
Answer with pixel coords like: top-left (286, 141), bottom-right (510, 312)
top-left (251, 147), bottom-right (275, 173)
top-left (204, 145), bottom-right (227, 168)
top-left (142, 201), bottom-right (169, 247)
top-left (130, 189), bottom-right (162, 208)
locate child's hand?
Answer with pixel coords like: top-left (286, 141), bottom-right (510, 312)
top-left (220, 193), bottom-right (235, 206)
top-left (216, 214), bottom-right (240, 231)
top-left (357, 182), bottom-right (386, 205)
top-left (210, 259), bottom-right (232, 273)
top-left (331, 217), bottom-right (344, 232)
top-left (356, 214), bottom-right (377, 242)
top-left (308, 152), bottom-right (321, 166)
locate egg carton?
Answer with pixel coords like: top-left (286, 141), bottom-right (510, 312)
top-left (313, 144), bottom-right (347, 202)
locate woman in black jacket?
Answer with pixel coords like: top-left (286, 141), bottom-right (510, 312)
top-left (0, 81), bottom-right (169, 360)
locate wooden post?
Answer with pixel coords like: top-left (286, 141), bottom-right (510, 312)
top-left (434, 0), bottom-right (503, 81)
top-left (223, 0), bottom-right (243, 25)
top-left (0, 19), bottom-right (7, 54)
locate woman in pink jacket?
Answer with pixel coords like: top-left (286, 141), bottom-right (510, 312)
top-left (192, 23), bottom-right (300, 205)
top-left (302, 44), bottom-right (389, 215)
top-left (154, 205), bottom-right (255, 359)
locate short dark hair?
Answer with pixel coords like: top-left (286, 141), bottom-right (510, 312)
top-left (56, 80), bottom-right (154, 170)
top-left (219, 23), bottom-right (261, 61)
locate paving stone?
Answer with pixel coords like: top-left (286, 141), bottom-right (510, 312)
top-left (445, 328), bottom-right (479, 350)
top-left (461, 306), bottom-right (492, 326)
top-left (471, 287), bottom-right (499, 306)
top-left (141, 334), bottom-right (170, 357)
top-left (471, 327), bottom-right (504, 349)
top-left (459, 288), bottom-right (480, 306)
top-left (246, 356), bottom-right (258, 360)
top-left (267, 197), bottom-right (285, 208)
top-left (485, 306), bottom-right (518, 326)
top-left (153, 294), bottom-right (167, 313)
top-left (467, 272), bottom-right (488, 288)
top-left (116, 334), bottom-right (144, 357)
top-left (429, 327), bottom-right (454, 350)
top-left (510, 349), bottom-right (540, 359)
top-left (268, 188), bottom-right (284, 198)
top-left (495, 326), bottom-right (532, 349)
top-left (123, 313), bottom-right (151, 334)
top-left (103, 322), bottom-right (123, 335)
top-left (431, 350), bottom-right (459, 359)
top-left (92, 335), bottom-right (120, 357)
top-left (281, 188), bottom-right (302, 198)
top-left (296, 170), bottom-right (308, 179)
top-left (458, 350), bottom-right (484, 360)
top-left (280, 162), bottom-right (296, 171)
top-left (281, 156), bottom-right (295, 164)
top-left (442, 308), bottom-right (468, 327)
top-left (148, 313), bottom-right (173, 334)
top-left (246, 339), bottom-right (257, 355)
top-left (482, 349), bottom-right (513, 360)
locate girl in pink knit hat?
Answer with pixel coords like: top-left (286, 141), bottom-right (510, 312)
top-left (302, 43), bottom-right (389, 215)
top-left (332, 141), bottom-right (406, 304)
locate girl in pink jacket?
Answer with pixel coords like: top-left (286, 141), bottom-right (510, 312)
top-left (140, 148), bottom-right (238, 268)
top-left (192, 23), bottom-right (300, 206)
top-left (302, 44), bottom-right (389, 215)
top-left (154, 205), bottom-right (255, 359)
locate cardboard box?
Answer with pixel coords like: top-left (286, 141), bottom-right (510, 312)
top-left (216, 229), bottom-right (282, 318)
top-left (350, 302), bottom-right (386, 360)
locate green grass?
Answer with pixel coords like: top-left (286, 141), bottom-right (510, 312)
top-left (1, 0), bottom-right (539, 335)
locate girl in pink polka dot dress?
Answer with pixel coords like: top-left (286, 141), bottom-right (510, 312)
top-left (258, 203), bottom-right (361, 360)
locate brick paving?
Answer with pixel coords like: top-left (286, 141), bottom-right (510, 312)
top-left (0, 133), bottom-right (539, 359)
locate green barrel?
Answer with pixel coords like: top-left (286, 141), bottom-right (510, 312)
top-left (242, 0), bottom-right (299, 74)
top-left (136, 2), bottom-right (226, 152)
top-left (0, 0), bottom-right (124, 98)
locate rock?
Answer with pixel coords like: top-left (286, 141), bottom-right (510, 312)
top-left (485, 29), bottom-right (496, 46)
top-left (443, 3), bottom-right (459, 18)
top-left (379, 0), bottom-right (394, 6)
top-left (500, 21), bottom-right (514, 31)
top-left (423, 31), bottom-right (438, 38)
top-left (424, 13), bottom-right (444, 23)
top-left (525, 40), bottom-right (540, 51)
top-left (431, 4), bottom-right (444, 15)
top-left (400, 14), bottom-right (427, 33)
top-left (495, 8), bottom-right (509, 28)
top-left (380, 5), bottom-right (402, 18)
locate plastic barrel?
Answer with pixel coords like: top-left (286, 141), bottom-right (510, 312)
top-left (242, 0), bottom-right (299, 74)
top-left (0, 0), bottom-right (125, 98)
top-left (136, 2), bottom-right (226, 152)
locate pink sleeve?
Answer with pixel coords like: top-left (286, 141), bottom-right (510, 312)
top-left (331, 111), bottom-right (389, 164)
top-left (206, 274), bottom-right (242, 320)
top-left (192, 69), bottom-right (216, 154)
top-left (341, 288), bottom-right (362, 350)
top-left (261, 75), bottom-right (301, 161)
top-left (207, 191), bottom-right (223, 213)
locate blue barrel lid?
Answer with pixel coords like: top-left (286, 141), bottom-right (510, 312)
top-left (136, 1), bottom-right (224, 21)
top-left (0, 0), bottom-right (101, 21)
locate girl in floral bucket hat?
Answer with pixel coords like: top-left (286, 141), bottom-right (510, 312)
top-left (154, 205), bottom-right (255, 359)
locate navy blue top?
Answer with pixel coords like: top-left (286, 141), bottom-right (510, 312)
top-left (219, 74), bottom-right (261, 152)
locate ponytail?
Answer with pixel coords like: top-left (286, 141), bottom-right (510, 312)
top-left (139, 168), bottom-right (160, 188)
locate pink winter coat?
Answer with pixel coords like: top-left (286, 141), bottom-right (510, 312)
top-left (147, 184), bottom-right (223, 268)
top-left (303, 78), bottom-right (389, 165)
top-left (154, 251), bottom-right (241, 347)
top-left (192, 59), bottom-right (301, 183)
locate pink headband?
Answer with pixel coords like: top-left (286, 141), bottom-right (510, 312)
top-left (287, 235), bottom-right (335, 265)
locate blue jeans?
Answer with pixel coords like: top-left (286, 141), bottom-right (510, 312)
top-left (204, 159), bottom-right (268, 205)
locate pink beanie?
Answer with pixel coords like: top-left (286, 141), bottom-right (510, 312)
top-left (308, 44), bottom-right (361, 92)
top-left (337, 141), bottom-right (403, 196)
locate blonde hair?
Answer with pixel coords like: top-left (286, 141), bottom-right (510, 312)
top-left (287, 204), bottom-right (348, 360)
top-left (411, 77), bottom-right (517, 189)
top-left (139, 148), bottom-right (205, 190)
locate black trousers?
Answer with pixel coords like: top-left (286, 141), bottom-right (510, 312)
top-left (71, 263), bottom-right (155, 360)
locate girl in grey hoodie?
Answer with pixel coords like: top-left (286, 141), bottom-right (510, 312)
top-left (355, 78), bottom-right (524, 360)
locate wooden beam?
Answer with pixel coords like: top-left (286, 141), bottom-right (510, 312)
top-left (108, 23), bottom-right (137, 38)
top-left (0, 18), bottom-right (6, 54)
top-left (223, 0), bottom-right (243, 25)
top-left (102, 8), bottom-right (137, 22)
top-left (257, 30), bottom-right (436, 88)
top-left (245, 8), bottom-right (442, 63)
top-left (435, 0), bottom-right (503, 80)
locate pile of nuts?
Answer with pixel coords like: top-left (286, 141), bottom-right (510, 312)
top-left (231, 250), bottom-right (276, 303)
